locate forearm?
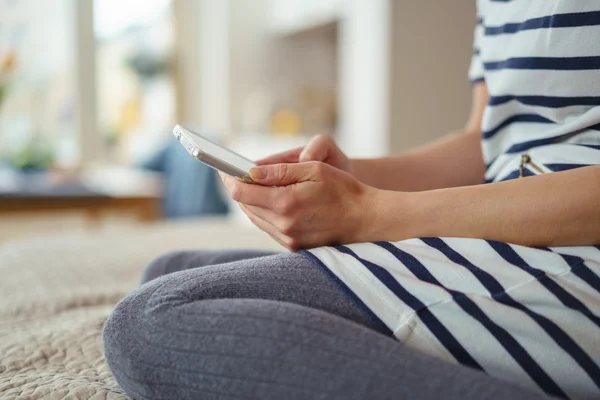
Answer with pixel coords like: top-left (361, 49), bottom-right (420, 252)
top-left (372, 165), bottom-right (600, 247)
top-left (351, 129), bottom-right (486, 191)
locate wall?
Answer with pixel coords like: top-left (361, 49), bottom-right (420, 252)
top-left (196, 0), bottom-right (231, 135)
top-left (173, 0), bottom-right (203, 130)
top-left (389, 0), bottom-right (476, 153)
top-left (228, 0), bottom-right (338, 136)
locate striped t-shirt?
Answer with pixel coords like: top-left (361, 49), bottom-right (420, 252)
top-left (469, 0), bottom-right (600, 182)
top-left (302, 1), bottom-right (600, 399)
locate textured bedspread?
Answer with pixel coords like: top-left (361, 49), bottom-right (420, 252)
top-left (0, 220), bottom-right (280, 399)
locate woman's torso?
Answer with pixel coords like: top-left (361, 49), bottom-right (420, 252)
top-left (470, 0), bottom-right (600, 182)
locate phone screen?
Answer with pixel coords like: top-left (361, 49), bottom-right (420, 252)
top-left (178, 126), bottom-right (256, 173)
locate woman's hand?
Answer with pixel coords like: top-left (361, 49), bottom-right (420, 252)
top-left (220, 162), bottom-right (385, 251)
top-left (257, 134), bottom-right (353, 174)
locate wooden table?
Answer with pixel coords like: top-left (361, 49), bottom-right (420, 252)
top-left (0, 167), bottom-right (163, 225)
top-left (0, 194), bottom-right (160, 223)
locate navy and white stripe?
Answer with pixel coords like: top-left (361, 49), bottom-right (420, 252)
top-left (373, 241), bottom-right (566, 397)
top-left (304, 239), bottom-right (600, 399)
top-left (470, 0), bottom-right (600, 182)
top-left (303, 1), bottom-right (600, 399)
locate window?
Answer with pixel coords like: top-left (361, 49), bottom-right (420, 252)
top-left (0, 0), bottom-right (77, 168)
top-left (94, 0), bottom-right (176, 163)
top-left (0, 0), bottom-right (177, 170)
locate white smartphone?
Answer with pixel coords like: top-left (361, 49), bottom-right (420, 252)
top-left (173, 125), bottom-right (255, 182)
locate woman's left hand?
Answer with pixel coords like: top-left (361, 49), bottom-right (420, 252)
top-left (220, 162), bottom-right (380, 251)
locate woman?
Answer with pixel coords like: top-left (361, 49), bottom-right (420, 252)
top-left (103, 1), bottom-right (600, 399)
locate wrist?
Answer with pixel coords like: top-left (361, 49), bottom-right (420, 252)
top-left (346, 158), bottom-right (357, 176)
top-left (347, 158), bottom-right (372, 184)
top-left (359, 188), bottom-right (424, 243)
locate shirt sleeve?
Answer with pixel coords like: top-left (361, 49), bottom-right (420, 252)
top-left (468, 3), bottom-right (485, 84)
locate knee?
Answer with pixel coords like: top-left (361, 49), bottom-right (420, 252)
top-left (103, 269), bottom-right (220, 399)
top-left (141, 250), bottom-right (192, 283)
top-left (103, 280), bottom-right (164, 398)
top-left (103, 290), bottom-right (140, 397)
top-left (104, 265), bottom-right (204, 371)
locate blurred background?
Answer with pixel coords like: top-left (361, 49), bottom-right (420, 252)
top-left (0, 0), bottom-right (475, 241)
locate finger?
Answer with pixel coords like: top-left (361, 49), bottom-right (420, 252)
top-left (256, 147), bottom-right (303, 166)
top-left (243, 203), bottom-right (281, 225)
top-left (299, 134), bottom-right (334, 163)
top-left (221, 173), bottom-right (281, 207)
top-left (241, 204), bottom-right (319, 251)
top-left (244, 204), bottom-right (317, 249)
top-left (239, 204), bottom-right (292, 249)
top-left (249, 162), bottom-right (324, 186)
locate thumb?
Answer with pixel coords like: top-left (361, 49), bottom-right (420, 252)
top-left (249, 162), bottom-right (320, 186)
top-left (299, 134), bottom-right (332, 162)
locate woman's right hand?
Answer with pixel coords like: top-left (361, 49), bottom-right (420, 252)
top-left (256, 134), bottom-right (353, 174)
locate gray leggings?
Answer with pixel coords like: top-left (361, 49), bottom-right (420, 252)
top-left (103, 250), bottom-right (545, 400)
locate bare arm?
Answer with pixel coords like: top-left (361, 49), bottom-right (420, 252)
top-left (222, 161), bottom-right (600, 250)
top-left (372, 165), bottom-right (600, 247)
top-left (351, 83), bottom-right (489, 191)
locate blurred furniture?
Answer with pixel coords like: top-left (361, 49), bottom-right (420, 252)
top-left (0, 218), bottom-right (281, 399)
top-left (140, 138), bottom-right (229, 218)
top-left (0, 166), bottom-right (162, 224)
top-left (0, 193), bottom-right (160, 224)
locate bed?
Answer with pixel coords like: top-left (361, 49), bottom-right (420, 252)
top-left (0, 219), bottom-right (281, 399)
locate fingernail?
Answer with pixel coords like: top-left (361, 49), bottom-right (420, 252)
top-left (250, 167), bottom-right (267, 180)
top-left (230, 184), bottom-right (240, 201)
top-left (299, 151), bottom-right (311, 162)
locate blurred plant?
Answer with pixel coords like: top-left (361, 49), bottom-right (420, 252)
top-left (0, 51), bottom-right (16, 111)
top-left (126, 51), bottom-right (170, 82)
top-left (9, 136), bottom-right (55, 172)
